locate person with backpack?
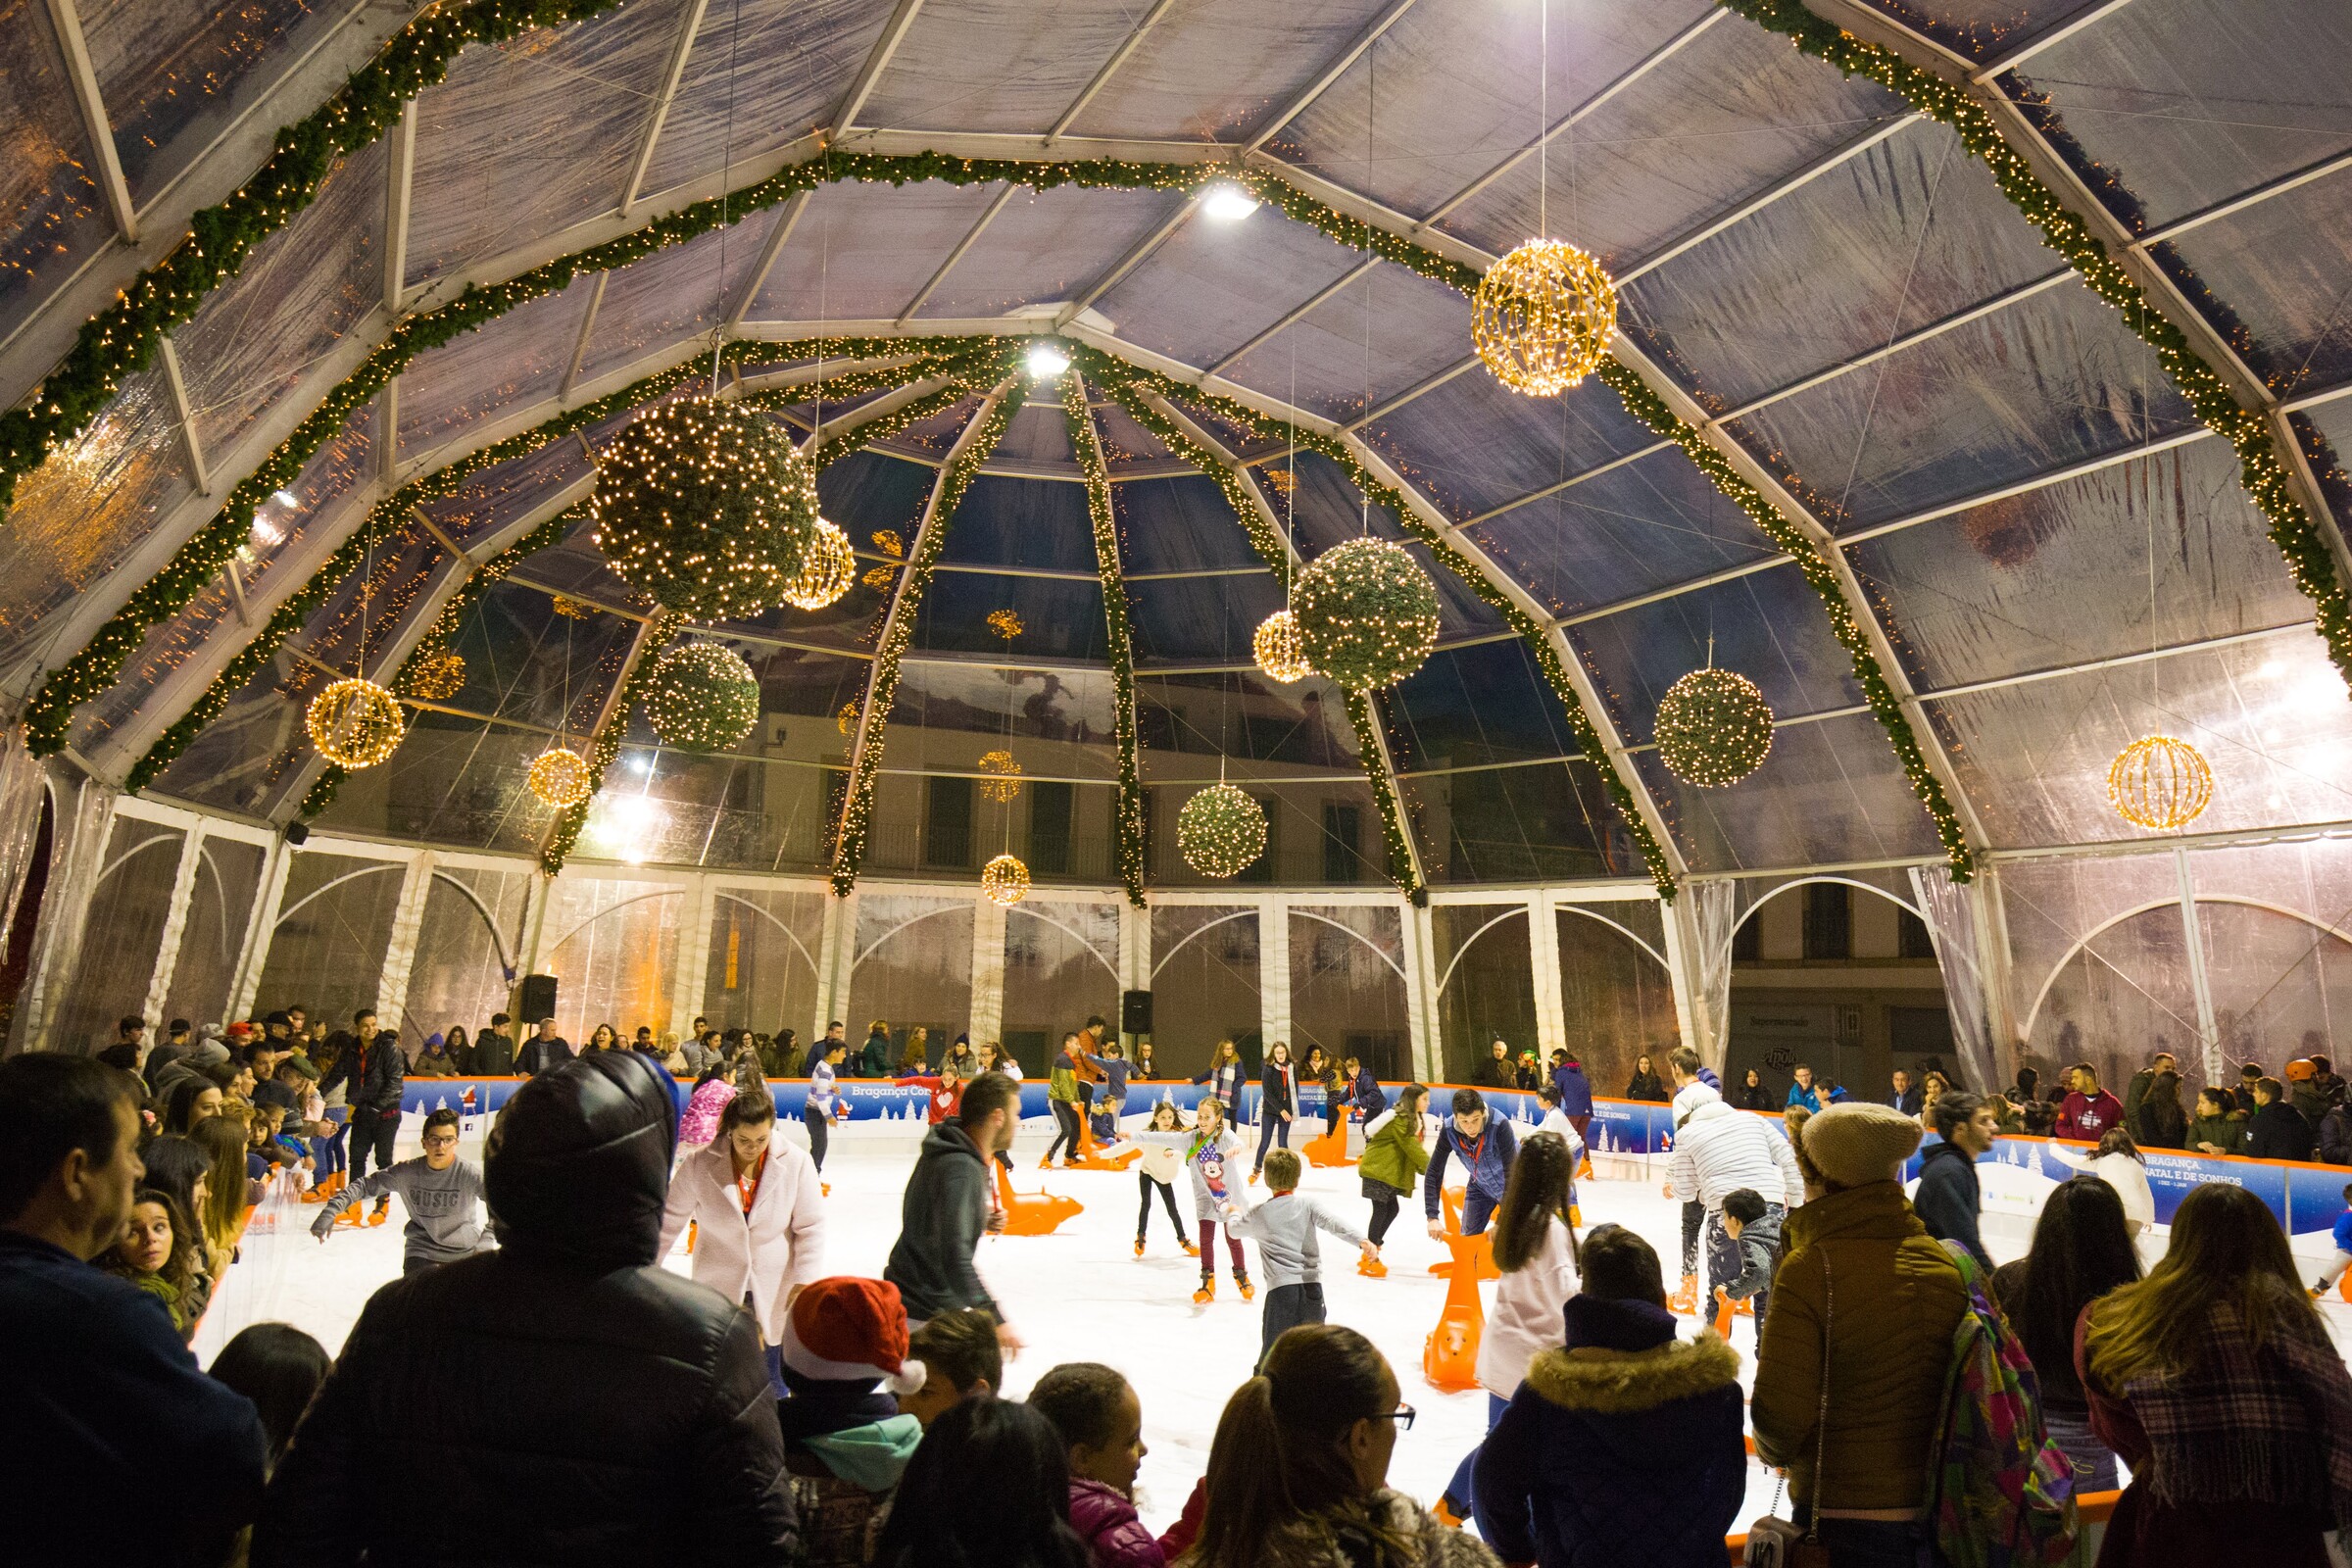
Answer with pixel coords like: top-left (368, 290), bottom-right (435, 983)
top-left (1751, 1103), bottom-right (1969, 1563)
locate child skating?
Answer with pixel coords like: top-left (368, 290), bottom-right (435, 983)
top-left (1356, 1083), bottom-right (1430, 1277)
top-left (1133, 1093), bottom-right (1251, 1302)
top-left (1133, 1101), bottom-right (1196, 1257)
top-left (1224, 1148), bottom-right (1378, 1367)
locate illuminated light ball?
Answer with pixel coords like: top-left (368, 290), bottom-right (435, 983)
top-left (591, 398), bottom-right (820, 619)
top-left (1253, 609), bottom-right (1313, 684)
top-left (981, 852), bottom-right (1031, 906)
top-left (305, 678), bottom-right (405, 769)
top-left (2108, 735), bottom-right (2213, 830)
top-left (527, 746), bottom-right (595, 808)
top-left (643, 640), bottom-right (761, 753)
top-left (405, 649), bottom-right (466, 702)
top-left (978, 749), bottom-right (1023, 803)
top-left (1178, 783), bottom-right (1268, 880)
top-left (781, 518), bottom-right (857, 611)
top-left (1292, 538), bottom-right (1441, 690)
top-left (837, 701), bottom-right (860, 737)
top-left (1654, 667), bottom-right (1776, 788)
top-left (1473, 237), bottom-right (1618, 397)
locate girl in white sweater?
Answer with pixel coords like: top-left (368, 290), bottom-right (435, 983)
top-left (1440, 1129), bottom-right (1580, 1524)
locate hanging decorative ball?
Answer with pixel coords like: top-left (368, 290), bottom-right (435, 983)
top-left (2108, 735), bottom-right (2213, 830)
top-left (549, 595), bottom-right (598, 620)
top-left (527, 746), bottom-right (595, 808)
top-left (1253, 610), bottom-right (1313, 684)
top-left (781, 519), bottom-right (856, 611)
top-left (1473, 237), bottom-right (1618, 396)
top-left (644, 640), bottom-right (762, 753)
top-left (978, 749), bottom-right (1023, 803)
top-left (305, 678), bottom-right (406, 769)
top-left (1654, 667), bottom-right (1776, 788)
top-left (404, 648), bottom-right (466, 702)
top-left (591, 398), bottom-right (821, 619)
top-left (837, 701), bottom-right (860, 736)
top-left (1178, 783), bottom-right (1268, 879)
top-left (981, 852), bottom-right (1031, 906)
top-left (1292, 538), bottom-right (1442, 689)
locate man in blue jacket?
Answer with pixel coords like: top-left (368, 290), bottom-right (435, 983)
top-left (0, 1054), bottom-right (267, 1563)
top-left (1424, 1088), bottom-right (1519, 1238)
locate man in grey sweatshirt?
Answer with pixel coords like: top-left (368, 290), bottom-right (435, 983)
top-left (885, 1072), bottom-right (1023, 1361)
top-left (1224, 1148), bottom-right (1378, 1368)
top-left (313, 1108), bottom-right (491, 1274)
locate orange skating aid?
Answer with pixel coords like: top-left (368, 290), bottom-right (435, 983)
top-left (1712, 1287), bottom-right (1736, 1341)
top-left (1422, 1211), bottom-right (1486, 1394)
top-left (1426, 1188), bottom-right (1500, 1283)
top-left (994, 1161), bottom-right (1082, 1237)
top-left (1300, 1120), bottom-right (1354, 1170)
top-left (1063, 1112), bottom-right (1140, 1172)
top-left (1669, 1271), bottom-right (1699, 1314)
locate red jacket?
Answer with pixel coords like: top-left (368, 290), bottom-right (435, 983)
top-left (1068, 1478), bottom-right (1163, 1568)
top-left (2056, 1088), bottom-right (2125, 1142)
top-left (896, 1074), bottom-right (962, 1125)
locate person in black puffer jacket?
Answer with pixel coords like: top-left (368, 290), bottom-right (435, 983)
top-left (254, 1050), bottom-right (799, 1566)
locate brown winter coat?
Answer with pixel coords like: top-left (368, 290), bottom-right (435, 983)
top-left (1749, 1180), bottom-right (1967, 1513)
top-left (1178, 1489), bottom-right (1499, 1568)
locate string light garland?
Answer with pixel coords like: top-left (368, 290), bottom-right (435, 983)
top-left (2108, 735), bottom-right (2214, 830)
top-left (1292, 538), bottom-right (1442, 690)
top-left (782, 519), bottom-right (856, 611)
top-left (831, 361), bottom-right (1028, 895)
top-left (1178, 783), bottom-right (1268, 879)
top-left (527, 746), bottom-right (595, 808)
top-left (405, 648), bottom-right (466, 702)
top-left (1654, 667), bottom-right (1776, 787)
top-left (1253, 609), bottom-right (1314, 683)
top-left (305, 678), bottom-right (406, 769)
top-left (643, 640), bottom-right (762, 753)
top-left (592, 399), bottom-right (820, 620)
top-left (541, 610), bottom-right (685, 875)
top-left (981, 852), bottom-right (1031, 906)
top-left (978, 750), bottom-right (1023, 802)
top-left (1061, 371), bottom-right (1148, 906)
top-left (1474, 239), bottom-right (1618, 396)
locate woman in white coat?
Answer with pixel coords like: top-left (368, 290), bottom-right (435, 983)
top-left (657, 1086), bottom-right (825, 1342)
top-left (2049, 1125), bottom-right (2157, 1238)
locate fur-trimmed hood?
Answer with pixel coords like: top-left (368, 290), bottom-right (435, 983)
top-left (1232, 1488), bottom-right (1501, 1568)
top-left (1525, 1333), bottom-right (1741, 1415)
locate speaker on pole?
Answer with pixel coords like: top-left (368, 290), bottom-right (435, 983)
top-left (517, 973), bottom-right (559, 1024)
top-left (1120, 989), bottom-right (1152, 1037)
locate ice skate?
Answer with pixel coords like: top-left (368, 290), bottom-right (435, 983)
top-left (1192, 1278), bottom-right (1215, 1303)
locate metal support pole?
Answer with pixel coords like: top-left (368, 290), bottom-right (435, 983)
top-left (1527, 888), bottom-right (1569, 1062)
top-left (140, 823), bottom-right (208, 1026)
top-left (375, 852), bottom-right (435, 1035)
top-left (968, 891), bottom-right (1006, 1050)
top-left (228, 836), bottom-right (295, 1022)
top-left (1257, 895), bottom-right (1292, 1054)
top-left (669, 873), bottom-right (716, 1042)
top-left (2176, 848), bottom-right (2223, 1081)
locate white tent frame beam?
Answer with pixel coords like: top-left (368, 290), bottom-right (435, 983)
top-left (619, 0), bottom-right (712, 218)
top-left (44, 0), bottom-right (136, 243)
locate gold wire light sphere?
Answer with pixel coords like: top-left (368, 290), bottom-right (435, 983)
top-left (978, 749), bottom-right (1023, 803)
top-left (1253, 609), bottom-right (1313, 684)
top-left (527, 746), bottom-right (595, 808)
top-left (1472, 238), bottom-right (1619, 397)
top-left (837, 701), bottom-right (860, 736)
top-left (405, 649), bottom-right (466, 702)
top-left (2108, 735), bottom-right (2214, 830)
top-left (305, 678), bottom-right (406, 769)
top-left (782, 519), bottom-right (857, 612)
top-left (981, 852), bottom-right (1031, 906)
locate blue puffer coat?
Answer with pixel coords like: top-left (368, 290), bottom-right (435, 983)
top-left (1473, 1295), bottom-right (1744, 1568)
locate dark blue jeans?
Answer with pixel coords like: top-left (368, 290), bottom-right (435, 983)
top-left (1441, 1394), bottom-right (1511, 1514)
top-left (1253, 1108), bottom-right (1292, 1171)
top-left (1790, 1508), bottom-right (1933, 1568)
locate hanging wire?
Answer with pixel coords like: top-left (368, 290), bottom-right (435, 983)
top-left (710, 0), bottom-right (745, 397)
top-left (1539, 0), bottom-right (1547, 240)
top-left (1360, 34), bottom-right (1375, 536)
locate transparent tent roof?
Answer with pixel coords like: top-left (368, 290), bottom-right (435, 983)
top-left (2, 0), bottom-right (2348, 895)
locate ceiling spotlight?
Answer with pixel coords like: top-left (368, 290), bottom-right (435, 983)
top-left (1024, 341), bottom-right (1071, 379)
top-left (1200, 181), bottom-right (1259, 221)
top-left (270, 489), bottom-right (299, 509)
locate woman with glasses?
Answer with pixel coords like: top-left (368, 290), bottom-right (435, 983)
top-left (1181, 1323), bottom-right (1496, 1568)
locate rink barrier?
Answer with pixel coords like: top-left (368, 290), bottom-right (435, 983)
top-left (397, 1075), bottom-right (2352, 1235)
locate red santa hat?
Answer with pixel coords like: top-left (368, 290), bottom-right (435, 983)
top-left (780, 1276), bottom-right (926, 1396)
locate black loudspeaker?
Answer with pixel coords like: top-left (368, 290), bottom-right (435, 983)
top-left (283, 821), bottom-right (309, 846)
top-left (1121, 989), bottom-right (1152, 1036)
top-left (517, 973), bottom-right (559, 1024)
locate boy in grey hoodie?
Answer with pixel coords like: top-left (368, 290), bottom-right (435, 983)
top-left (311, 1108), bottom-right (491, 1273)
top-left (1224, 1149), bottom-right (1379, 1367)
top-left (1717, 1187), bottom-right (1785, 1330)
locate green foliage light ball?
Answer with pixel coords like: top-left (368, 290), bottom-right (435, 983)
top-left (591, 399), bottom-right (820, 619)
top-left (1178, 783), bottom-right (1268, 879)
top-left (1654, 666), bottom-right (1776, 787)
top-left (644, 640), bottom-right (761, 753)
top-left (1292, 538), bottom-right (1442, 689)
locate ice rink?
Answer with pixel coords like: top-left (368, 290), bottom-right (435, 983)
top-left (199, 1110), bottom-right (2352, 1543)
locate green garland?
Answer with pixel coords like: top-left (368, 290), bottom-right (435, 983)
top-left (0, 0), bottom-right (635, 513)
top-left (1060, 372), bottom-right (1146, 906)
top-left (1599, 359), bottom-right (1972, 877)
top-left (1085, 372), bottom-right (1434, 901)
top-left (293, 505), bottom-right (578, 818)
top-left (541, 609), bottom-right (685, 875)
top-left (1715, 0), bottom-right (2352, 696)
top-left (1087, 357), bottom-right (1679, 899)
top-left (830, 358), bottom-right (1027, 894)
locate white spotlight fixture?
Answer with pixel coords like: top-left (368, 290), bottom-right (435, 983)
top-left (1200, 181), bottom-right (1259, 221)
top-left (1024, 340), bottom-right (1071, 379)
top-left (270, 489), bottom-right (299, 509)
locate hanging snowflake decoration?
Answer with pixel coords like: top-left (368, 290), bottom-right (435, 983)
top-left (978, 749), bottom-right (1023, 802)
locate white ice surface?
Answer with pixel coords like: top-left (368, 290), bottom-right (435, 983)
top-left (204, 1118), bottom-right (2352, 1542)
